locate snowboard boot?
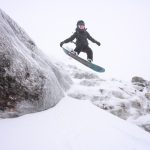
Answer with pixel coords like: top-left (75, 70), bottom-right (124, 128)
top-left (71, 50), bottom-right (78, 56)
top-left (87, 58), bottom-right (92, 63)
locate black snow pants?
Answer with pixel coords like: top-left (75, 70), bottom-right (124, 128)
top-left (74, 45), bottom-right (93, 60)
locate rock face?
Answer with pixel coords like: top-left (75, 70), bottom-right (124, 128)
top-left (0, 9), bottom-right (72, 118)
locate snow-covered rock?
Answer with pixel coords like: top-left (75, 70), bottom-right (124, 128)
top-left (132, 76), bottom-right (146, 84)
top-left (132, 76), bottom-right (150, 92)
top-left (0, 9), bottom-right (72, 118)
top-left (145, 93), bottom-right (150, 100)
top-left (132, 114), bottom-right (150, 132)
top-left (62, 64), bottom-right (150, 132)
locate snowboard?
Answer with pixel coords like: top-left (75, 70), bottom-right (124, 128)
top-left (62, 47), bottom-right (105, 73)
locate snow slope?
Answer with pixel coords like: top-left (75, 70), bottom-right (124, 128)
top-left (0, 98), bottom-right (150, 150)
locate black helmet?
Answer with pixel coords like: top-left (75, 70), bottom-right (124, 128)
top-left (77, 20), bottom-right (85, 26)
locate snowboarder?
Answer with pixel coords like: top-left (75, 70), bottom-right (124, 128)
top-left (60, 20), bottom-right (101, 62)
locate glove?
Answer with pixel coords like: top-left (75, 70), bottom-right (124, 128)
top-left (96, 41), bottom-right (101, 46)
top-left (60, 42), bottom-right (64, 47)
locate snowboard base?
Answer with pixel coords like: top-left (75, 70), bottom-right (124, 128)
top-left (62, 47), bottom-right (105, 73)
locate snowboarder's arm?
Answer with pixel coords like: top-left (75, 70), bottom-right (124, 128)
top-left (60, 33), bottom-right (76, 47)
top-left (87, 32), bottom-right (101, 46)
top-left (63, 32), bottom-right (76, 43)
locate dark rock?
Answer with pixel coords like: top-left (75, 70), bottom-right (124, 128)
top-left (132, 76), bottom-right (147, 91)
top-left (142, 124), bottom-right (150, 132)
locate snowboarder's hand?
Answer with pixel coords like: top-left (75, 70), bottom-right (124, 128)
top-left (60, 42), bottom-right (64, 47)
top-left (96, 41), bottom-right (101, 46)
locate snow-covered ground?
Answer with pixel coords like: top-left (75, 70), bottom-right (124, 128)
top-left (0, 97), bottom-right (150, 150)
top-left (55, 52), bottom-right (150, 133)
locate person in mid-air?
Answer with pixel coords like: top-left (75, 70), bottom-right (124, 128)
top-left (60, 20), bottom-right (101, 62)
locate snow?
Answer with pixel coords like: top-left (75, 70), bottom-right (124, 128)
top-left (0, 97), bottom-right (150, 150)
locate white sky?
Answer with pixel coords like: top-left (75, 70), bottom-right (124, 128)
top-left (1, 0), bottom-right (150, 81)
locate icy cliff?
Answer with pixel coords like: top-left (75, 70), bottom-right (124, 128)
top-left (0, 9), bottom-right (72, 118)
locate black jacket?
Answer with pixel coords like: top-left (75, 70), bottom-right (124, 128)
top-left (63, 28), bottom-right (99, 47)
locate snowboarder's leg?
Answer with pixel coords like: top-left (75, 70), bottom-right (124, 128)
top-left (83, 46), bottom-right (93, 61)
top-left (74, 46), bottom-right (82, 55)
